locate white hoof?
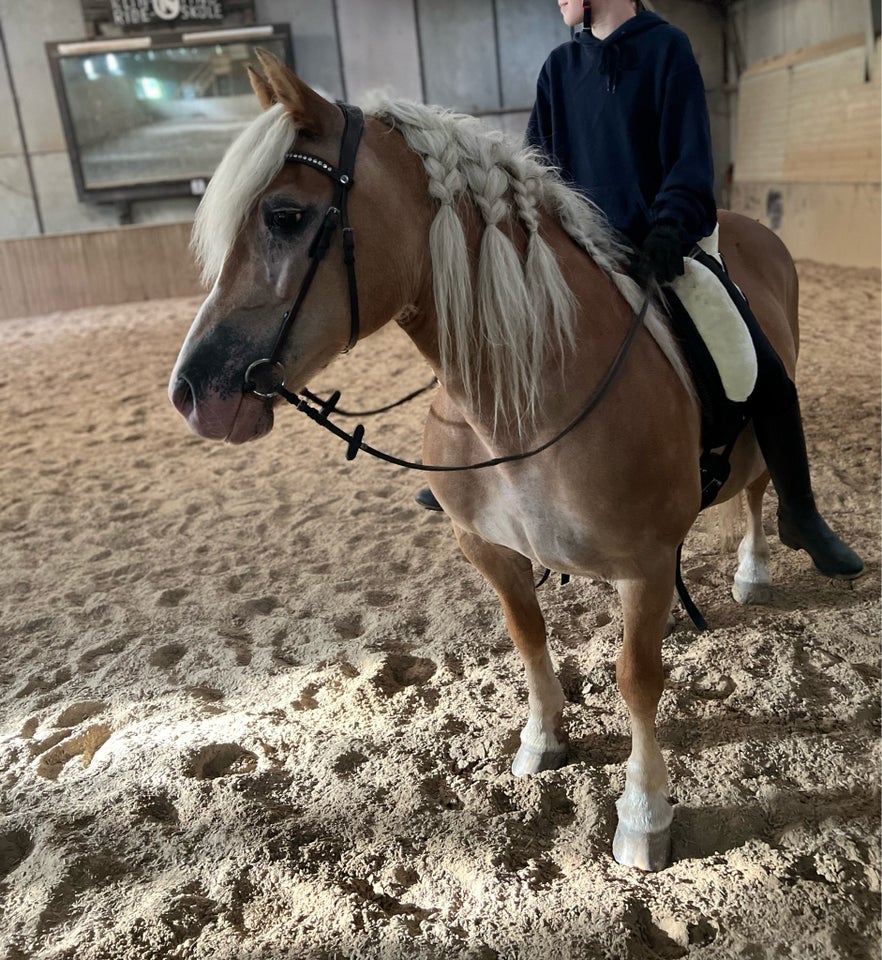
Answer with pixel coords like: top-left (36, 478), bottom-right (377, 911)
top-left (732, 576), bottom-right (772, 605)
top-left (511, 744), bottom-right (567, 777)
top-left (612, 822), bottom-right (672, 871)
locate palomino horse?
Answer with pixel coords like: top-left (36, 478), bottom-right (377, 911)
top-left (169, 53), bottom-right (797, 871)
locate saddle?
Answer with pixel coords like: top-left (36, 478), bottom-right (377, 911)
top-left (663, 229), bottom-right (757, 509)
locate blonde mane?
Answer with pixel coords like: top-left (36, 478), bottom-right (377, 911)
top-left (192, 97), bottom-right (691, 433)
top-left (192, 103), bottom-right (296, 287)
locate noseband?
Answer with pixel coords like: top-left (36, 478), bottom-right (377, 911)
top-left (244, 102), bottom-right (365, 399)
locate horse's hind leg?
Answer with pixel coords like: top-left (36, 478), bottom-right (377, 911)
top-left (613, 562), bottom-right (676, 871)
top-left (453, 526), bottom-right (567, 776)
top-left (732, 474), bottom-right (773, 604)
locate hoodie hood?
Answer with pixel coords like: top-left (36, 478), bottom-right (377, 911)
top-left (577, 11), bottom-right (666, 92)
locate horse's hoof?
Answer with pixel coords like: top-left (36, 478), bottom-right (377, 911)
top-left (732, 577), bottom-right (772, 605)
top-left (612, 823), bottom-right (671, 872)
top-left (511, 744), bottom-right (567, 777)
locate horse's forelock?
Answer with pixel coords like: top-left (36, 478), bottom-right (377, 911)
top-left (192, 103), bottom-right (296, 287)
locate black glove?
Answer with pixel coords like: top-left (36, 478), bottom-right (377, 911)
top-left (631, 220), bottom-right (686, 286)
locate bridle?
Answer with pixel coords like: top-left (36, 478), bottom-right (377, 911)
top-left (243, 101), bottom-right (365, 400)
top-left (236, 99), bottom-right (649, 479)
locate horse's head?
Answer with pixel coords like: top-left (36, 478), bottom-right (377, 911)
top-left (169, 52), bottom-right (427, 443)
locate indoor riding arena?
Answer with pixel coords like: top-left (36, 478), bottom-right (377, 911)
top-left (0, 2), bottom-right (879, 960)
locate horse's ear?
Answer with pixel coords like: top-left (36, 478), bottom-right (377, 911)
top-left (252, 49), bottom-right (334, 136)
top-left (247, 64), bottom-right (276, 110)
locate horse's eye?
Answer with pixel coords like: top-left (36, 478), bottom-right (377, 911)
top-left (267, 208), bottom-right (304, 235)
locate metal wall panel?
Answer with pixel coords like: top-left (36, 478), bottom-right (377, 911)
top-left (0, 22), bottom-right (21, 156)
top-left (255, 0), bottom-right (343, 100)
top-left (0, 0), bottom-right (86, 155)
top-left (31, 152), bottom-right (118, 236)
top-left (0, 156), bottom-right (38, 240)
top-left (416, 0), bottom-right (499, 113)
top-left (496, 2), bottom-right (570, 110)
top-left (337, 0), bottom-right (422, 104)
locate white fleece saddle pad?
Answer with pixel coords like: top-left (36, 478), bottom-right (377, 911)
top-left (668, 229), bottom-right (757, 403)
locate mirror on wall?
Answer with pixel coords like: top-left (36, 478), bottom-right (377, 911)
top-left (47, 24), bottom-right (292, 203)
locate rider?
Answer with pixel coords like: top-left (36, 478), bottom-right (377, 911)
top-left (416, 0), bottom-right (863, 581)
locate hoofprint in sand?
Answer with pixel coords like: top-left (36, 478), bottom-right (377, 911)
top-left (0, 261), bottom-right (879, 960)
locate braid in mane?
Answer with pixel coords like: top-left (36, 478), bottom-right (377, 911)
top-left (365, 97), bottom-right (693, 433)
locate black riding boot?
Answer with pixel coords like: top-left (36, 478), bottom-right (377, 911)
top-left (752, 400), bottom-right (863, 579)
top-left (415, 487), bottom-right (444, 512)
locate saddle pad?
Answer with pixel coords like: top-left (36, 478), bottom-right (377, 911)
top-left (669, 231), bottom-right (757, 403)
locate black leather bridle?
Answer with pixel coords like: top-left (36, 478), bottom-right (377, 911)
top-left (243, 102), bottom-right (365, 400)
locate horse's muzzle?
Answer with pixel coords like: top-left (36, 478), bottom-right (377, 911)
top-left (170, 375), bottom-right (195, 419)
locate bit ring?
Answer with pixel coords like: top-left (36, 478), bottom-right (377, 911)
top-left (244, 359), bottom-right (286, 399)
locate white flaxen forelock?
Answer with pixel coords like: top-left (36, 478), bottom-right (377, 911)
top-left (192, 103), bottom-right (295, 287)
top-left (192, 96), bottom-right (692, 432)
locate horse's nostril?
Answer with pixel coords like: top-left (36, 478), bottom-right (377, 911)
top-left (171, 376), bottom-right (195, 418)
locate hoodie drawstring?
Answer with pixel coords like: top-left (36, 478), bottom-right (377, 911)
top-left (599, 43), bottom-right (622, 92)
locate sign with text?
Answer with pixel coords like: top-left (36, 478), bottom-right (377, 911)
top-left (81, 0), bottom-right (255, 34)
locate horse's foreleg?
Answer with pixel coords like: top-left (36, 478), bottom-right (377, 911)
top-left (732, 473), bottom-right (773, 604)
top-left (453, 526), bottom-right (567, 776)
top-left (613, 566), bottom-right (676, 871)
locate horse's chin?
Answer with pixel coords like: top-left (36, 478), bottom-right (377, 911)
top-left (177, 392), bottom-right (274, 444)
top-left (224, 395), bottom-right (275, 444)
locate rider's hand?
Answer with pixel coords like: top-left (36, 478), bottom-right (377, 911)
top-left (631, 220), bottom-right (685, 286)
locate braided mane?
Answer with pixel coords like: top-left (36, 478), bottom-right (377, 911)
top-left (367, 98), bottom-right (689, 434)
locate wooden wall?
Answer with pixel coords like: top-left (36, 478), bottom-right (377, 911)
top-left (731, 33), bottom-right (881, 268)
top-left (0, 222), bottom-right (201, 320)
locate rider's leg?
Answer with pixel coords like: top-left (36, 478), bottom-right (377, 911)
top-left (694, 253), bottom-right (863, 579)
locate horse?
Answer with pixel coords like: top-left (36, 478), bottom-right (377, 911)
top-left (169, 51), bottom-right (798, 871)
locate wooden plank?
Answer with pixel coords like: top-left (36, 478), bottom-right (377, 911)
top-left (0, 222), bottom-right (201, 320)
top-left (734, 68), bottom-right (790, 181)
top-left (742, 32), bottom-right (865, 77)
top-left (736, 37), bottom-right (881, 186)
top-left (783, 46), bottom-right (881, 183)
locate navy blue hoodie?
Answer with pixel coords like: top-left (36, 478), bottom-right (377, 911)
top-left (526, 11), bottom-right (717, 248)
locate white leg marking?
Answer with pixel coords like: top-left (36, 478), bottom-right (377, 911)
top-left (732, 500), bottom-right (772, 604)
top-left (512, 647), bottom-right (567, 776)
top-left (613, 716), bottom-right (673, 871)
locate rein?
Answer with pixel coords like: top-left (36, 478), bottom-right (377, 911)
top-left (274, 296), bottom-right (648, 472)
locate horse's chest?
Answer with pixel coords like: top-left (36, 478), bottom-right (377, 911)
top-left (455, 469), bottom-right (601, 573)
